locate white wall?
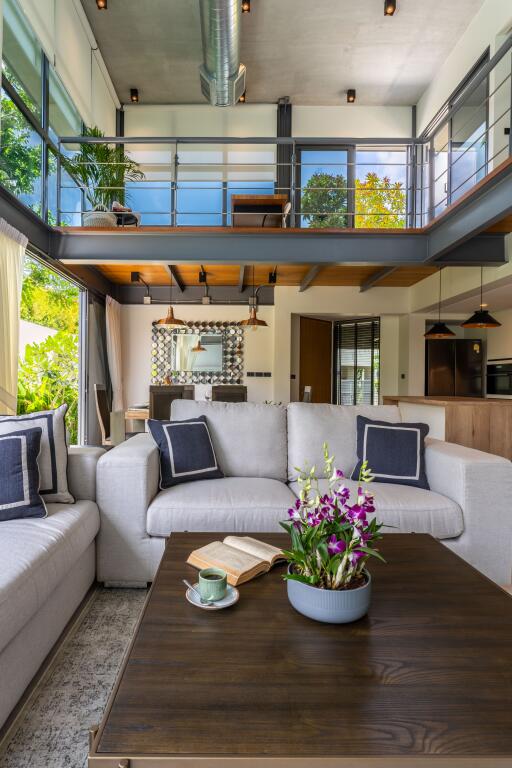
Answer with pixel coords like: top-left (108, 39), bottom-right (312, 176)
top-left (16, 0), bottom-right (119, 133)
top-left (487, 308), bottom-right (512, 359)
top-left (18, 319), bottom-right (56, 358)
top-left (124, 104), bottom-right (276, 138)
top-left (121, 305), bottom-right (274, 407)
top-left (293, 106), bottom-right (413, 138)
top-left (416, 0), bottom-right (512, 134)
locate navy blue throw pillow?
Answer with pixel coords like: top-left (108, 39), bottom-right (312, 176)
top-left (351, 416), bottom-right (430, 489)
top-left (0, 427), bottom-right (47, 521)
top-left (148, 416), bottom-right (224, 489)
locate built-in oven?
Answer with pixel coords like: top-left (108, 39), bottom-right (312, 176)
top-left (486, 360), bottom-right (512, 398)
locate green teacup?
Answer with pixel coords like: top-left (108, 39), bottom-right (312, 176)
top-left (198, 567), bottom-right (228, 602)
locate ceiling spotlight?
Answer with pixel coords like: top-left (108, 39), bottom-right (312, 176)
top-left (239, 91), bottom-right (246, 103)
top-left (347, 89), bottom-right (356, 104)
top-left (242, 0), bottom-right (250, 12)
top-left (96, 0), bottom-right (107, 8)
top-left (384, 0), bottom-right (396, 15)
top-left (130, 88), bottom-right (139, 103)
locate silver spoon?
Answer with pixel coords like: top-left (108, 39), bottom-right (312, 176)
top-left (183, 579), bottom-right (214, 605)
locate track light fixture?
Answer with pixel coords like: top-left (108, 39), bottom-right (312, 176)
top-left (96, 0), bottom-right (107, 8)
top-left (347, 89), bottom-right (356, 104)
top-left (461, 267), bottom-right (502, 328)
top-left (131, 271), bottom-right (151, 305)
top-left (384, 0), bottom-right (396, 15)
top-left (239, 91), bottom-right (246, 103)
top-left (424, 268), bottom-right (456, 339)
top-left (242, 0), bottom-right (250, 11)
top-left (130, 88), bottom-right (139, 103)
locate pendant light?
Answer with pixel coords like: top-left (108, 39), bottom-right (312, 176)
top-left (424, 268), bottom-right (456, 339)
top-left (156, 269), bottom-right (185, 327)
top-left (461, 267), bottom-right (501, 328)
top-left (191, 337), bottom-right (206, 352)
top-left (240, 266), bottom-right (268, 329)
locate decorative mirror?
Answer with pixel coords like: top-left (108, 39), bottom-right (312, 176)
top-left (151, 322), bottom-right (244, 385)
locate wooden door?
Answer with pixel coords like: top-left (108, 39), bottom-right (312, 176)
top-left (299, 317), bottom-right (332, 403)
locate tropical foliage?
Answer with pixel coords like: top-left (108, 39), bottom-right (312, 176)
top-left (61, 126), bottom-right (144, 210)
top-left (301, 172), bottom-right (348, 228)
top-left (17, 259), bottom-right (80, 443)
top-left (281, 444), bottom-right (385, 590)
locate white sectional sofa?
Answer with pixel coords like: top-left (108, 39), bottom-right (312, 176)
top-left (96, 402), bottom-right (512, 587)
top-left (0, 446), bottom-right (104, 729)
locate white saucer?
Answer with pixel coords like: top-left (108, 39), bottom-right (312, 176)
top-left (185, 583), bottom-right (239, 611)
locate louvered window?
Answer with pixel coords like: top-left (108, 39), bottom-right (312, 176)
top-left (333, 319), bottom-right (380, 405)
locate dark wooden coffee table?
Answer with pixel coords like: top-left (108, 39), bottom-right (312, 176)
top-left (89, 533), bottom-right (512, 767)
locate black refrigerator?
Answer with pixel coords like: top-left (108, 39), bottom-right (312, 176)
top-left (425, 339), bottom-right (483, 397)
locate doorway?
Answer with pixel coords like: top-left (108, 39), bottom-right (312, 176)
top-left (299, 316), bottom-right (332, 403)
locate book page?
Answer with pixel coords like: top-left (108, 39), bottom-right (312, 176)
top-left (187, 541), bottom-right (262, 583)
top-left (223, 536), bottom-right (284, 565)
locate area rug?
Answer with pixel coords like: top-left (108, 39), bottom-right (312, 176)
top-left (0, 588), bottom-right (147, 768)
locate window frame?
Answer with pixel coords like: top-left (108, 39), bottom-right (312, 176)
top-left (295, 144), bottom-right (355, 228)
top-left (332, 317), bottom-right (381, 406)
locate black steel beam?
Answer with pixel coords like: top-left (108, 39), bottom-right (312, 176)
top-left (112, 284), bottom-right (275, 306)
top-left (0, 184), bottom-right (52, 256)
top-left (427, 164), bottom-right (512, 260)
top-left (299, 264), bottom-right (326, 292)
top-left (238, 265), bottom-right (247, 292)
top-left (54, 230), bottom-right (429, 264)
top-left (434, 234), bottom-right (506, 266)
top-left (164, 264), bottom-right (184, 292)
top-left (359, 266), bottom-right (397, 293)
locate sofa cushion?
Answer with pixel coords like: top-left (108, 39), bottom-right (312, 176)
top-left (148, 416), bottom-right (224, 488)
top-left (0, 500), bottom-right (99, 654)
top-left (352, 416), bottom-right (430, 490)
top-left (0, 427), bottom-right (47, 521)
top-left (287, 403), bottom-right (401, 482)
top-left (171, 401), bottom-right (288, 481)
top-left (0, 404), bottom-right (73, 503)
top-left (147, 477), bottom-right (296, 536)
top-left (290, 478), bottom-right (463, 539)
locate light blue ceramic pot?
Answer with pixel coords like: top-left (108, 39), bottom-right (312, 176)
top-left (286, 567), bottom-right (371, 624)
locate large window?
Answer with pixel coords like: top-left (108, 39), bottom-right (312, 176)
top-left (0, 0), bottom-right (83, 225)
top-left (333, 319), bottom-right (380, 406)
top-left (298, 148), bottom-right (350, 227)
top-left (18, 257), bottom-right (81, 443)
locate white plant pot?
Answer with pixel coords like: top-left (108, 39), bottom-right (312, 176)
top-left (287, 566), bottom-right (371, 624)
top-left (83, 210), bottom-right (117, 228)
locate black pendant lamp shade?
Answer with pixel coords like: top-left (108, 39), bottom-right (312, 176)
top-left (461, 267), bottom-right (501, 328)
top-left (424, 268), bottom-right (456, 339)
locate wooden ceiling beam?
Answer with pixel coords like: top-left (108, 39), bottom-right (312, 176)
top-left (359, 266), bottom-right (397, 292)
top-left (238, 265), bottom-right (246, 292)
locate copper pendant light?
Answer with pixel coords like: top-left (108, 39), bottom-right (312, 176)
top-left (240, 266), bottom-right (268, 329)
top-left (461, 267), bottom-right (501, 328)
top-left (156, 269), bottom-right (185, 327)
top-left (191, 338), bottom-right (206, 352)
top-left (424, 268), bottom-right (456, 339)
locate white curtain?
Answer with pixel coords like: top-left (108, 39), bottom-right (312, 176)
top-left (105, 295), bottom-right (124, 411)
top-left (0, 219), bottom-right (28, 415)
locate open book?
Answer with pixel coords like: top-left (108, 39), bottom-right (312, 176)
top-left (187, 536), bottom-right (286, 586)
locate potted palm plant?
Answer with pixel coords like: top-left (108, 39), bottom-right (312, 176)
top-left (61, 126), bottom-right (144, 227)
top-left (281, 444), bottom-right (385, 623)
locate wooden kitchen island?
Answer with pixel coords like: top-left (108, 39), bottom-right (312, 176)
top-left (383, 396), bottom-right (512, 460)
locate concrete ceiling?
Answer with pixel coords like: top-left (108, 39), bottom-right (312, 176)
top-left (80, 0), bottom-right (485, 106)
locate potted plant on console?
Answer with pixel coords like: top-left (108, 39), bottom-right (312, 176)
top-left (281, 444), bottom-right (385, 624)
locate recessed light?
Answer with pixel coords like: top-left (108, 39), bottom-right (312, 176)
top-left (96, 0), bottom-right (107, 9)
top-left (242, 0), bottom-right (250, 12)
top-left (239, 91), bottom-right (246, 103)
top-left (384, 0), bottom-right (396, 15)
top-left (347, 89), bottom-right (356, 103)
top-left (130, 88), bottom-right (139, 103)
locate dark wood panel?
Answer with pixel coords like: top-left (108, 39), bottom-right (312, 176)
top-left (299, 316), bottom-right (332, 403)
top-left (93, 533), bottom-right (512, 762)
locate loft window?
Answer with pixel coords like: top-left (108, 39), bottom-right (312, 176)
top-left (333, 318), bottom-right (380, 406)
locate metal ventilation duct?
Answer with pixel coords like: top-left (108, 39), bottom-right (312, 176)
top-left (198, 0), bottom-right (246, 106)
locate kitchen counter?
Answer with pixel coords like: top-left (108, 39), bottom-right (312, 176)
top-left (383, 396), bottom-right (512, 460)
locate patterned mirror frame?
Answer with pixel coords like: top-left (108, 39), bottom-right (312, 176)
top-left (151, 321), bottom-right (244, 385)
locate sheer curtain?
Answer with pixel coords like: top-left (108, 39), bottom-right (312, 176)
top-left (0, 219), bottom-right (28, 415)
top-left (105, 295), bottom-right (124, 411)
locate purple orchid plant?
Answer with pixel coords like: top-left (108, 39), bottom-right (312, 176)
top-left (280, 443), bottom-right (385, 590)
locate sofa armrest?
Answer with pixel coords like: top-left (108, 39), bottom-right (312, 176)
top-left (425, 438), bottom-right (512, 584)
top-left (96, 433), bottom-right (162, 584)
top-left (67, 445), bottom-right (105, 501)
